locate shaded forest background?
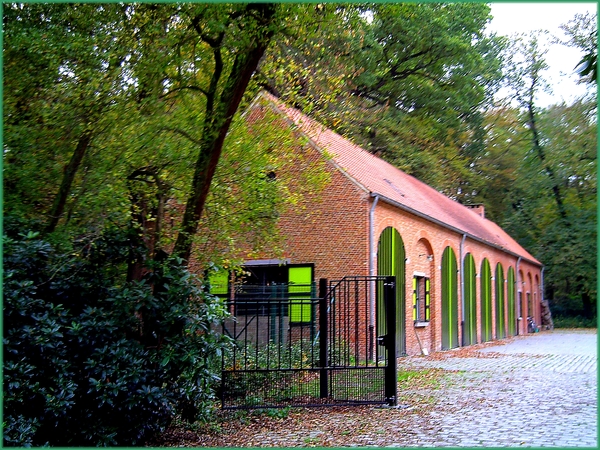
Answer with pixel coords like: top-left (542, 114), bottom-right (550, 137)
top-left (2, 3), bottom-right (597, 446)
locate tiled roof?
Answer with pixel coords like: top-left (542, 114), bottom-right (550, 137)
top-left (257, 91), bottom-right (541, 265)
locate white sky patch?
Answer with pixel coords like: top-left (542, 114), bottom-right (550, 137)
top-left (487, 2), bottom-right (597, 107)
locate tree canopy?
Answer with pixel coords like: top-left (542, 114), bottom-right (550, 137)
top-left (4, 2), bottom-right (596, 324)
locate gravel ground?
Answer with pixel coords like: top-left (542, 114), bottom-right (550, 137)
top-left (151, 329), bottom-right (597, 447)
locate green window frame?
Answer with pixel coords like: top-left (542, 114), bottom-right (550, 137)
top-left (412, 275), bottom-right (430, 323)
top-left (207, 268), bottom-right (229, 297)
top-left (288, 265), bottom-right (314, 323)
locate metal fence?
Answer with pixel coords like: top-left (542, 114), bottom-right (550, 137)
top-left (220, 276), bottom-right (397, 409)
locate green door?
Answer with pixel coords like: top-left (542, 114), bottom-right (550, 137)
top-left (377, 227), bottom-right (406, 356)
top-left (495, 264), bottom-right (506, 339)
top-left (462, 253), bottom-right (477, 346)
top-left (441, 247), bottom-right (459, 350)
top-left (480, 259), bottom-right (492, 342)
top-left (507, 267), bottom-right (517, 336)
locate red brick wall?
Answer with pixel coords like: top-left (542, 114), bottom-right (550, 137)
top-left (276, 163), bottom-right (370, 282)
top-left (241, 102), bottom-right (372, 282)
top-left (239, 102), bottom-right (543, 356)
top-left (372, 201), bottom-right (542, 355)
top-left (269, 169), bottom-right (543, 356)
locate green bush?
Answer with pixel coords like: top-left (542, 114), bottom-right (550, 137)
top-left (3, 229), bottom-right (230, 446)
top-left (552, 315), bottom-right (598, 329)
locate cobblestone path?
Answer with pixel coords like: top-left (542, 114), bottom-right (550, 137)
top-left (154, 329), bottom-right (597, 448)
top-left (398, 329), bottom-right (597, 447)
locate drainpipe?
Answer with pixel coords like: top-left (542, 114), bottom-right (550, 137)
top-left (516, 256), bottom-right (522, 335)
top-left (460, 234), bottom-right (467, 346)
top-left (541, 266), bottom-right (545, 305)
top-left (540, 266), bottom-right (546, 328)
top-left (369, 194), bottom-right (380, 359)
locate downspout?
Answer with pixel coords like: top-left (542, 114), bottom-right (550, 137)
top-left (541, 266), bottom-right (545, 307)
top-left (460, 234), bottom-right (467, 346)
top-left (369, 194), bottom-right (380, 359)
top-left (516, 256), bottom-right (522, 335)
top-left (541, 266), bottom-right (551, 329)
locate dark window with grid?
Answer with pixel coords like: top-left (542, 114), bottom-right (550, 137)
top-left (412, 276), bottom-right (430, 323)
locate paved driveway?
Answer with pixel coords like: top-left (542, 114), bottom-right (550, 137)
top-left (401, 329), bottom-right (597, 447)
top-left (154, 329), bottom-right (597, 448)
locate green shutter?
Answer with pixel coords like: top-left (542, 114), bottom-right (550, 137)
top-left (412, 277), bottom-right (418, 321)
top-left (208, 269), bottom-right (229, 296)
top-left (425, 278), bottom-right (431, 321)
top-left (289, 266), bottom-right (313, 323)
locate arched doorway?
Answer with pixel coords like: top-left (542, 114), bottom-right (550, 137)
top-left (441, 246), bottom-right (459, 350)
top-left (462, 253), bottom-right (477, 346)
top-left (480, 258), bottom-right (493, 342)
top-left (377, 227), bottom-right (406, 356)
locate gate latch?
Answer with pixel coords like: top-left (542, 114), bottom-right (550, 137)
top-left (377, 334), bottom-right (388, 347)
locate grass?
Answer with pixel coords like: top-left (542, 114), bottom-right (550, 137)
top-left (250, 406), bottom-right (292, 419)
top-left (397, 368), bottom-right (444, 390)
top-left (395, 368), bottom-right (448, 407)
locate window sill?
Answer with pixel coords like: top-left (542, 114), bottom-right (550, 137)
top-left (414, 321), bottom-right (430, 328)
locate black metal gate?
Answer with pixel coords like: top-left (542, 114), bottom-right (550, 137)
top-left (220, 276), bottom-right (397, 409)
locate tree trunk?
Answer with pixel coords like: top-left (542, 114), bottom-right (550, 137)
top-left (126, 166), bottom-right (169, 281)
top-left (45, 130), bottom-right (93, 233)
top-left (540, 298), bottom-right (554, 330)
top-left (581, 291), bottom-right (594, 319)
top-left (526, 103), bottom-right (568, 221)
top-left (172, 3), bottom-right (278, 263)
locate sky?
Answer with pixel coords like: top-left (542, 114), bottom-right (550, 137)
top-left (486, 2), bottom-right (597, 107)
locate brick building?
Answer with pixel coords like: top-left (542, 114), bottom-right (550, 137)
top-left (226, 91), bottom-right (544, 357)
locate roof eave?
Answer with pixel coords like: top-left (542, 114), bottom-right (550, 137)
top-left (372, 193), bottom-right (543, 267)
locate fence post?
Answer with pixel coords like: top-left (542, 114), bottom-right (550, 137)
top-left (311, 282), bottom-right (317, 342)
top-left (270, 284), bottom-right (277, 343)
top-left (384, 276), bottom-right (397, 406)
top-left (319, 278), bottom-right (329, 399)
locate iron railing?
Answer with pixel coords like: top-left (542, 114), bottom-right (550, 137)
top-left (220, 276), bottom-right (397, 409)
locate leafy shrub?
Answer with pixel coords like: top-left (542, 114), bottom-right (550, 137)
top-left (552, 315), bottom-right (598, 329)
top-left (224, 339), bottom-right (319, 372)
top-left (3, 229), bottom-right (230, 446)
